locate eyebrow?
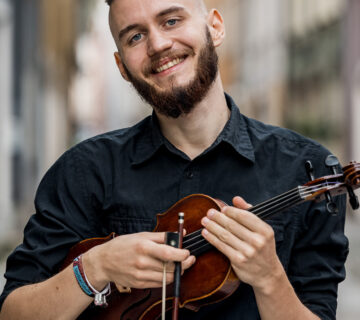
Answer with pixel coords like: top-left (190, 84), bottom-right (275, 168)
top-left (118, 6), bottom-right (187, 41)
top-left (118, 24), bottom-right (141, 41)
top-left (157, 5), bottom-right (186, 18)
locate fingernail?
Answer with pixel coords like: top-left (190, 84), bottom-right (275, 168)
top-left (208, 209), bottom-right (216, 218)
top-left (202, 217), bottom-right (210, 225)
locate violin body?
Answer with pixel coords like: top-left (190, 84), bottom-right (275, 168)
top-left (63, 194), bottom-right (240, 320)
top-left (62, 162), bottom-right (360, 319)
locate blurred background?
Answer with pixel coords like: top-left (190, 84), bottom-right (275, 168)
top-left (0, 0), bottom-right (359, 318)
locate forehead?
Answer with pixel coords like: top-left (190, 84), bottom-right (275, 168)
top-left (110, 0), bottom-right (201, 27)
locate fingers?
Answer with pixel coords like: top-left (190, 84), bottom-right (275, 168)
top-left (222, 205), bottom-right (272, 236)
top-left (166, 255), bottom-right (196, 274)
top-left (144, 231), bottom-right (170, 244)
top-left (182, 255), bottom-right (196, 271)
top-left (117, 267), bottom-right (173, 289)
top-left (233, 196), bottom-right (252, 210)
top-left (139, 230), bottom-right (186, 243)
top-left (149, 242), bottom-right (190, 262)
top-left (201, 211), bottom-right (254, 255)
top-left (98, 231), bottom-right (196, 290)
top-left (201, 206), bottom-right (274, 250)
top-left (146, 229), bottom-right (187, 244)
top-left (124, 232), bottom-right (190, 262)
top-left (139, 231), bottom-right (191, 261)
top-left (201, 226), bottom-right (247, 265)
top-left (231, 196), bottom-right (273, 239)
top-left (159, 255), bottom-right (195, 273)
top-left (117, 256), bottom-right (196, 289)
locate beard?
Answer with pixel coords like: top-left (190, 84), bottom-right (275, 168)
top-left (122, 27), bottom-right (219, 118)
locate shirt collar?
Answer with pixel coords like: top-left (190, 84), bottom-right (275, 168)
top-left (131, 93), bottom-right (255, 165)
top-left (130, 113), bottom-right (165, 166)
top-left (217, 93), bottom-right (255, 163)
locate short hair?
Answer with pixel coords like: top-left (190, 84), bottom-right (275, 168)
top-left (106, 0), bottom-right (207, 12)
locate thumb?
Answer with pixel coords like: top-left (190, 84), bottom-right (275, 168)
top-left (232, 196), bottom-right (252, 210)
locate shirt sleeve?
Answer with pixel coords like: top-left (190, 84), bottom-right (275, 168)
top-left (0, 146), bottom-right (100, 310)
top-left (288, 147), bottom-right (349, 320)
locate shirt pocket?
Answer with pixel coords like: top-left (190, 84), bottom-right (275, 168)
top-left (106, 215), bottom-right (154, 235)
top-left (101, 204), bottom-right (160, 235)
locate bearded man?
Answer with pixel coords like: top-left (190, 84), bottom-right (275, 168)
top-left (0, 1), bottom-right (348, 319)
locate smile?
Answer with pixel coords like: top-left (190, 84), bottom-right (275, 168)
top-left (155, 58), bottom-right (185, 73)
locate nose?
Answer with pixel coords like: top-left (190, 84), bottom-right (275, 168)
top-left (147, 28), bottom-right (173, 57)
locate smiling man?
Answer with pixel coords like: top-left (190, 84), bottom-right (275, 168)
top-left (0, 1), bottom-right (348, 319)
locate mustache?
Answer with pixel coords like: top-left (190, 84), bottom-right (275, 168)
top-left (143, 48), bottom-right (195, 76)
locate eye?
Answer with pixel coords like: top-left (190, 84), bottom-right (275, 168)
top-left (130, 33), bottom-right (143, 44)
top-left (166, 19), bottom-right (178, 27)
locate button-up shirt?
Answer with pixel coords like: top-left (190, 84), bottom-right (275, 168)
top-left (0, 94), bottom-right (348, 319)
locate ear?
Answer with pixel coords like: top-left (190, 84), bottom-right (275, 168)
top-left (114, 52), bottom-right (130, 82)
top-left (206, 9), bottom-right (226, 47)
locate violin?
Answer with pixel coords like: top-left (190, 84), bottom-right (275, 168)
top-left (62, 161), bottom-right (360, 320)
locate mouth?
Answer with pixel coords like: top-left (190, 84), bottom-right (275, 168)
top-left (153, 56), bottom-right (186, 74)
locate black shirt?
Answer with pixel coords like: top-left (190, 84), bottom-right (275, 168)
top-left (0, 94), bottom-right (348, 319)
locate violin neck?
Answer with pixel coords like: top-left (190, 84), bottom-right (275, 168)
top-left (249, 186), bottom-right (304, 219)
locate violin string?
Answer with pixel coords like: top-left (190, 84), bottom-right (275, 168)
top-left (189, 242), bottom-right (213, 257)
top-left (249, 182), bottom-right (342, 219)
top-left (183, 230), bottom-right (202, 247)
top-left (248, 183), bottom-right (334, 216)
top-left (254, 194), bottom-right (303, 219)
top-left (248, 187), bottom-right (301, 212)
top-left (252, 184), bottom-right (333, 218)
top-left (297, 183), bottom-right (343, 199)
top-left (256, 197), bottom-right (304, 220)
top-left (253, 185), bottom-right (326, 216)
top-left (251, 189), bottom-right (303, 216)
top-left (184, 234), bottom-right (205, 252)
top-left (182, 181), bottom-right (344, 254)
top-left (298, 183), bottom-right (343, 198)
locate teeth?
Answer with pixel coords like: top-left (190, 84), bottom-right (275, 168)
top-left (156, 58), bottom-right (184, 73)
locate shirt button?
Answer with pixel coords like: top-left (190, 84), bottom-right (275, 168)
top-left (186, 171), bottom-right (194, 179)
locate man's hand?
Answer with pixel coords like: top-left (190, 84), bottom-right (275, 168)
top-left (200, 196), bottom-right (283, 294)
top-left (83, 232), bottom-right (196, 291)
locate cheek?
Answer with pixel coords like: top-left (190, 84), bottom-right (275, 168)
top-left (122, 48), bottom-right (147, 73)
top-left (180, 26), bottom-right (203, 46)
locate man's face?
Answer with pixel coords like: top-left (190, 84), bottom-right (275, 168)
top-left (110, 0), bottom-right (219, 118)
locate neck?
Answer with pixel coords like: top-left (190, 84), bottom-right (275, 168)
top-left (156, 76), bottom-right (229, 160)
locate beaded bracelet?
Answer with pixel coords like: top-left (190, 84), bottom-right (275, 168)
top-left (73, 254), bottom-right (111, 307)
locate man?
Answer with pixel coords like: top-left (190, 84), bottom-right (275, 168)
top-left (0, 0), bottom-right (348, 319)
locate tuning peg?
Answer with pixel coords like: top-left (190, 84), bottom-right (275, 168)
top-left (347, 186), bottom-right (360, 210)
top-left (325, 155), bottom-right (340, 174)
top-left (306, 157), bottom-right (339, 214)
top-left (324, 155), bottom-right (342, 214)
top-left (305, 161), bottom-right (315, 181)
top-left (325, 192), bottom-right (339, 215)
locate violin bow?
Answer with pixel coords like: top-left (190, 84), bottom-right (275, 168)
top-left (172, 212), bottom-right (184, 320)
top-left (162, 212), bottom-right (184, 320)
